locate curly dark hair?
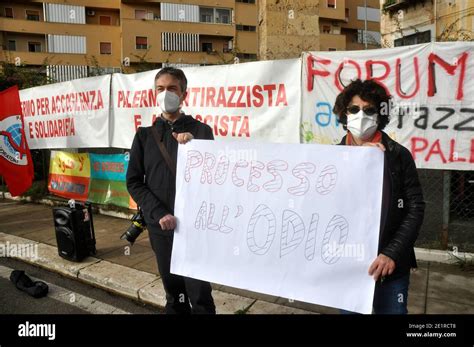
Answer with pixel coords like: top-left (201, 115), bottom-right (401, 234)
top-left (333, 79), bottom-right (391, 131)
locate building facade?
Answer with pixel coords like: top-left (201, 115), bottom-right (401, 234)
top-left (381, 0), bottom-right (474, 252)
top-left (381, 0), bottom-right (474, 47)
top-left (1, 0), bottom-right (384, 80)
top-left (319, 0), bottom-right (381, 51)
top-left (258, 0), bottom-right (381, 60)
top-left (0, 0), bottom-right (258, 81)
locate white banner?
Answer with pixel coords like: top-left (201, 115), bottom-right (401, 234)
top-left (302, 42), bottom-right (474, 171)
top-left (111, 59), bottom-right (301, 148)
top-left (19, 75), bottom-right (111, 149)
top-left (171, 140), bottom-right (384, 314)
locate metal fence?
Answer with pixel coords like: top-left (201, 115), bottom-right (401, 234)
top-left (417, 169), bottom-right (474, 253)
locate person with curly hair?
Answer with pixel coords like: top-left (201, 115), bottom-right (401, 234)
top-left (333, 79), bottom-right (425, 314)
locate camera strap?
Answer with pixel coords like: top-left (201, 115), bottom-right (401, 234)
top-left (151, 126), bottom-right (176, 177)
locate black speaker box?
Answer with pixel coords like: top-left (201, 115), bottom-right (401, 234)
top-left (52, 203), bottom-right (96, 262)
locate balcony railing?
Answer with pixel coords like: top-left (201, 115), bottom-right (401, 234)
top-left (383, 0), bottom-right (427, 12)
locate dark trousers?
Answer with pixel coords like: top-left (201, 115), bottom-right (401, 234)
top-left (340, 274), bottom-right (410, 314)
top-left (148, 231), bottom-right (216, 314)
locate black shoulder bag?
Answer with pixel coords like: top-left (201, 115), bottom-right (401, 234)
top-left (150, 126), bottom-right (176, 177)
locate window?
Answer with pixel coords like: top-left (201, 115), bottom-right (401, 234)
top-left (345, 8), bottom-right (349, 21)
top-left (8, 40), bottom-right (16, 51)
top-left (5, 7), bottom-right (13, 18)
top-left (223, 41), bottom-right (231, 53)
top-left (328, 48), bottom-right (337, 51)
top-left (216, 9), bottom-right (231, 24)
top-left (352, 32), bottom-right (358, 42)
top-left (136, 36), bottom-right (148, 49)
top-left (135, 10), bottom-right (146, 20)
top-left (357, 6), bottom-right (381, 23)
top-left (357, 29), bottom-right (364, 43)
top-left (327, 0), bottom-right (336, 9)
top-left (358, 29), bottom-right (382, 45)
top-left (236, 24), bottom-right (256, 32)
top-left (26, 10), bottom-right (40, 21)
top-left (100, 42), bottom-right (111, 54)
top-left (99, 16), bottom-right (111, 25)
top-left (202, 42), bottom-right (213, 52)
top-left (199, 7), bottom-right (232, 24)
top-left (237, 53), bottom-right (257, 60)
top-left (200, 7), bottom-right (214, 23)
top-left (236, 0), bottom-right (255, 3)
top-left (28, 42), bottom-right (41, 52)
top-left (322, 25), bottom-right (331, 34)
top-left (394, 30), bottom-right (431, 47)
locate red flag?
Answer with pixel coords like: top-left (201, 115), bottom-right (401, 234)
top-left (0, 85), bottom-right (34, 196)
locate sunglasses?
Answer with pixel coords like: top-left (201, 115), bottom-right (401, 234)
top-left (347, 105), bottom-right (378, 116)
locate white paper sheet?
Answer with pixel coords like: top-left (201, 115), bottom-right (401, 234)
top-left (171, 140), bottom-right (384, 314)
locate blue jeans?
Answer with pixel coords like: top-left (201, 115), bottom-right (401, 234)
top-left (340, 274), bottom-right (410, 314)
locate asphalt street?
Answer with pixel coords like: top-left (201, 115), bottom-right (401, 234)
top-left (0, 257), bottom-right (160, 314)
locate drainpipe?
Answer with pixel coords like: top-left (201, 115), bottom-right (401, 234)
top-left (365, 0), bottom-right (368, 49)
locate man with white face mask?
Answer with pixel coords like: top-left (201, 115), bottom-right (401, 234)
top-left (333, 79), bottom-right (425, 314)
top-left (127, 67), bottom-right (215, 314)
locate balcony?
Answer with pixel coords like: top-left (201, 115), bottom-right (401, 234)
top-left (121, 0), bottom-right (236, 8)
top-left (1, 49), bottom-right (121, 68)
top-left (383, 0), bottom-right (429, 13)
top-left (125, 50), bottom-right (234, 65)
top-left (0, 50), bottom-right (87, 66)
top-left (121, 18), bottom-right (235, 38)
top-left (319, 33), bottom-right (346, 51)
top-left (0, 17), bottom-right (121, 37)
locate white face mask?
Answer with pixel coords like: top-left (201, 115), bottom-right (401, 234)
top-left (346, 110), bottom-right (378, 140)
top-left (157, 90), bottom-right (181, 114)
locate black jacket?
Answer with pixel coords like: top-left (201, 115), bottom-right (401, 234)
top-left (126, 114), bottom-right (214, 235)
top-left (339, 132), bottom-right (425, 281)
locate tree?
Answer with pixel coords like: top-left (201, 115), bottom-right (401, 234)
top-left (381, 7), bottom-right (474, 48)
top-left (437, 15), bottom-right (474, 41)
top-left (122, 47), bottom-right (160, 74)
top-left (0, 51), bottom-right (53, 91)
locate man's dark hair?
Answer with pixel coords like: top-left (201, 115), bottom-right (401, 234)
top-left (154, 67), bottom-right (188, 93)
top-left (333, 79), bottom-right (391, 131)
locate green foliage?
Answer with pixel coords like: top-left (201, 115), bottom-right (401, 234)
top-left (124, 47), bottom-right (160, 73)
top-left (301, 122), bottom-right (315, 143)
top-left (22, 180), bottom-right (48, 200)
top-left (0, 179), bottom-right (47, 200)
top-left (0, 51), bottom-right (53, 91)
top-left (85, 55), bottom-right (107, 77)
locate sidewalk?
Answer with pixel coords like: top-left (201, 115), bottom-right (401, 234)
top-left (0, 200), bottom-right (472, 314)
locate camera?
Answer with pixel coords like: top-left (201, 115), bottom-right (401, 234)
top-left (120, 209), bottom-right (146, 244)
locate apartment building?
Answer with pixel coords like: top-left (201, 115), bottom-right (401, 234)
top-left (258, 0), bottom-right (382, 60)
top-left (381, 0), bottom-right (474, 47)
top-left (319, 0), bottom-right (381, 51)
top-left (0, 0), bottom-right (386, 82)
top-left (0, 0), bottom-right (258, 81)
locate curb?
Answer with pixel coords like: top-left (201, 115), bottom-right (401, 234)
top-left (414, 247), bottom-right (473, 264)
top-left (1, 193), bottom-right (135, 220)
top-left (4, 193), bottom-right (472, 266)
top-left (0, 232), bottom-right (313, 314)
